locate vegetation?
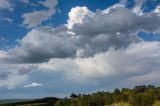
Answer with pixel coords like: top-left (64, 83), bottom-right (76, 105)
top-left (1, 85), bottom-right (160, 106)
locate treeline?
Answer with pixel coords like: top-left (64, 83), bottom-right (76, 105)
top-left (1, 85), bottom-right (160, 106)
top-left (55, 85), bottom-right (160, 106)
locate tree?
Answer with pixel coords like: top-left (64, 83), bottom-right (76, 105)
top-left (114, 88), bottom-right (120, 95)
top-left (70, 93), bottom-right (78, 98)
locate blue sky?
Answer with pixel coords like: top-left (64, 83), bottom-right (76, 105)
top-left (0, 0), bottom-right (160, 99)
top-left (0, 0), bottom-right (119, 47)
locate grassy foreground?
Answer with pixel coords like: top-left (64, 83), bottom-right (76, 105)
top-left (110, 101), bottom-right (160, 106)
top-left (152, 101), bottom-right (160, 106)
top-left (110, 102), bottom-right (131, 106)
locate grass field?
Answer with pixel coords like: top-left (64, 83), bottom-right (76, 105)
top-left (111, 102), bottom-right (131, 106)
top-left (152, 101), bottom-right (160, 106)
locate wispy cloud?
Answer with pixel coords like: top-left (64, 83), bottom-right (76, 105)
top-left (24, 82), bottom-right (43, 88)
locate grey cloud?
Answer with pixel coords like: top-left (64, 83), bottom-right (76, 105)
top-left (72, 7), bottom-right (160, 35)
top-left (0, 0), bottom-right (13, 11)
top-left (72, 7), bottom-right (139, 35)
top-left (4, 6), bottom-right (160, 63)
top-left (42, 0), bottom-right (58, 9)
top-left (0, 72), bottom-right (9, 80)
top-left (22, 0), bottom-right (58, 28)
top-left (138, 13), bottom-right (160, 32)
top-left (22, 10), bottom-right (55, 28)
top-left (76, 32), bottom-right (141, 57)
top-left (5, 26), bottom-right (77, 63)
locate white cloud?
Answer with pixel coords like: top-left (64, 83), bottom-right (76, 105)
top-left (102, 4), bottom-right (124, 14)
top-left (0, 51), bottom-right (7, 59)
top-left (22, 0), bottom-right (58, 28)
top-left (67, 6), bottom-right (94, 29)
top-left (154, 6), bottom-right (160, 14)
top-left (132, 6), bottom-right (143, 16)
top-left (38, 42), bottom-right (160, 85)
top-left (0, 17), bottom-right (13, 23)
top-left (0, 0), bottom-right (13, 11)
top-left (24, 82), bottom-right (43, 88)
top-left (5, 18), bottom-right (13, 22)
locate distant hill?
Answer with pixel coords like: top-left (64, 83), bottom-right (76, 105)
top-left (0, 99), bottom-right (32, 104)
top-left (0, 97), bottom-right (59, 106)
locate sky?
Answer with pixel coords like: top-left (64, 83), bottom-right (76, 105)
top-left (0, 0), bottom-right (160, 99)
